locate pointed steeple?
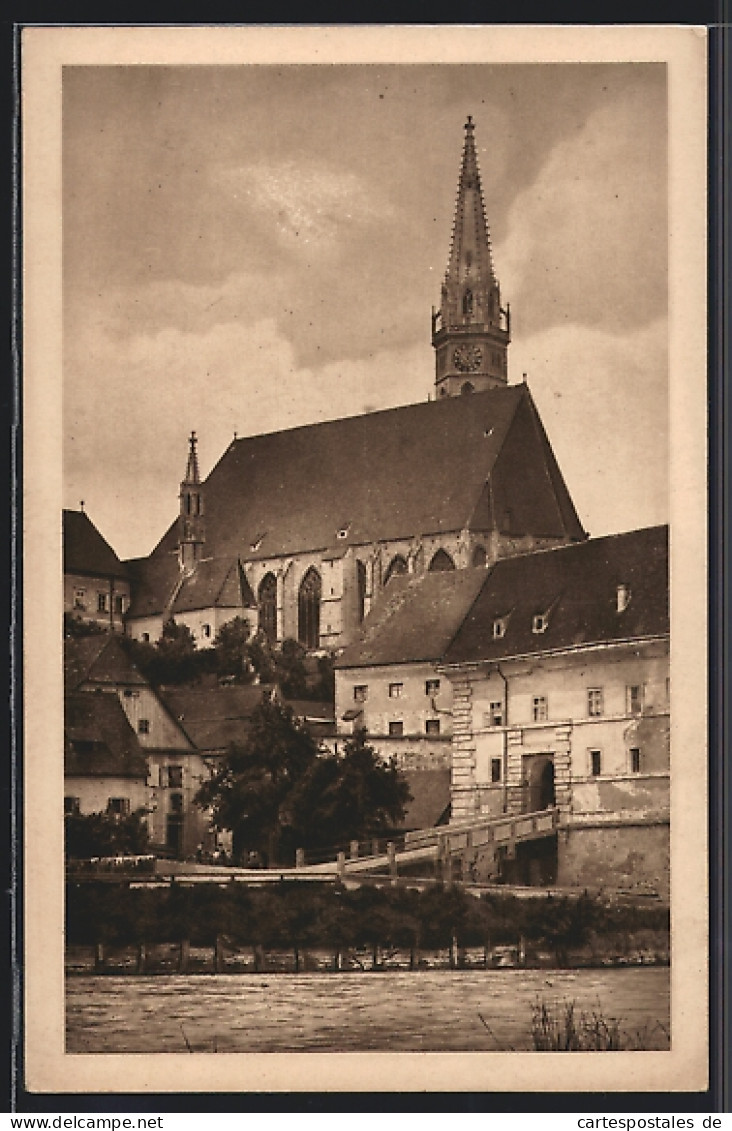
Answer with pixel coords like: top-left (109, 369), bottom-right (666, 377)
top-left (178, 431), bottom-right (205, 572)
top-left (432, 116), bottom-right (510, 397)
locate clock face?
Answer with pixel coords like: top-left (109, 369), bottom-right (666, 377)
top-left (453, 345), bottom-right (483, 372)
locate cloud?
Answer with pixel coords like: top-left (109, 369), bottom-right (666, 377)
top-left (510, 317), bottom-right (668, 538)
top-left (64, 310), bottom-right (431, 559)
top-left (496, 90), bottom-right (667, 337)
top-left (213, 158), bottom-right (391, 255)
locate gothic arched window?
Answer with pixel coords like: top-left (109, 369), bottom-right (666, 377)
top-left (471, 544), bottom-right (487, 568)
top-left (357, 559), bottom-right (367, 623)
top-left (462, 289), bottom-right (474, 317)
top-left (298, 567), bottom-right (321, 650)
top-left (461, 382), bottom-right (475, 395)
top-left (384, 555), bottom-right (408, 586)
top-left (258, 572), bottom-right (277, 642)
top-left (429, 548), bottom-right (456, 572)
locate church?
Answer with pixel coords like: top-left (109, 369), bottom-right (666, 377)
top-left (124, 117), bottom-right (586, 651)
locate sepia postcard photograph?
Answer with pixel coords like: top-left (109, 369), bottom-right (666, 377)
top-left (21, 24), bottom-right (709, 1097)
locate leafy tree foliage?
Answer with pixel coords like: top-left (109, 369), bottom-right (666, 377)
top-left (63, 613), bottom-right (107, 639)
top-left (195, 698), bottom-right (321, 865)
top-left (288, 729), bottom-right (411, 850)
top-left (65, 808), bottom-right (149, 859)
top-left (212, 617), bottom-right (256, 682)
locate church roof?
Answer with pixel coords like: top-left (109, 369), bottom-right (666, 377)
top-left (63, 509), bottom-right (128, 580)
top-left (443, 525), bottom-right (669, 667)
top-left (64, 634), bottom-right (147, 693)
top-left (65, 692), bottom-right (148, 779)
top-left (128, 385), bottom-right (584, 618)
top-left (335, 568), bottom-right (488, 669)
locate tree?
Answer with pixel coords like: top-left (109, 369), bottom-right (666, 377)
top-left (65, 808), bottom-right (149, 859)
top-left (194, 698), bottom-right (321, 865)
top-left (288, 728), bottom-right (412, 850)
top-left (212, 617), bottom-right (255, 682)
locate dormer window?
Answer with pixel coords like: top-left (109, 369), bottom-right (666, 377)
top-left (336, 524), bottom-right (350, 540)
top-left (532, 613), bottom-right (548, 634)
top-left (492, 618), bottom-right (507, 640)
top-left (616, 584), bottom-right (630, 613)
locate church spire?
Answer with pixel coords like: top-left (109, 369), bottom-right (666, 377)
top-left (178, 431), bottom-right (205, 572)
top-left (432, 116), bottom-right (510, 397)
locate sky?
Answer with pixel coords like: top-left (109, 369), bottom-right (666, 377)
top-left (62, 62), bottom-right (669, 560)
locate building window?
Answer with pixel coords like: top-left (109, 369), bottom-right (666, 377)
top-left (587, 688), bottom-right (604, 717)
top-left (472, 544), bottom-right (487, 568)
top-left (630, 747), bottom-right (642, 774)
top-left (258, 572), bottom-right (278, 641)
top-left (388, 683), bottom-right (404, 699)
top-left (297, 567), bottom-right (321, 650)
top-left (141, 632), bottom-right (150, 643)
top-left (107, 797), bottom-right (130, 817)
top-left (425, 679), bottom-right (440, 697)
top-left (73, 589), bottom-right (86, 610)
top-left (532, 696), bottom-right (548, 722)
top-left (202, 623), bottom-right (211, 639)
top-left (166, 765), bottom-right (183, 788)
top-left (169, 791), bottom-right (184, 814)
top-left (627, 684), bottom-right (644, 714)
top-left (428, 548), bottom-right (456, 572)
top-left (388, 721), bottom-right (404, 737)
top-left (532, 613), bottom-right (548, 634)
top-left (138, 718), bottom-right (150, 735)
top-left (487, 701), bottom-right (504, 727)
top-left (357, 559), bottom-right (367, 624)
top-left (425, 719), bottom-right (440, 736)
top-left (64, 796), bottom-right (80, 816)
top-left (589, 749), bottom-right (602, 777)
top-left (113, 594), bottom-right (125, 615)
top-left (493, 619), bottom-right (506, 640)
top-left (491, 758), bottom-right (502, 784)
top-left (97, 592), bottom-right (108, 613)
top-left (353, 685), bottom-right (368, 703)
top-left (383, 555), bottom-right (408, 586)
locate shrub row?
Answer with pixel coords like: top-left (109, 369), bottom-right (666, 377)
top-left (66, 881), bottom-right (669, 959)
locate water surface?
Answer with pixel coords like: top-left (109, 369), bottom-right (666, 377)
top-left (66, 967), bottom-right (670, 1053)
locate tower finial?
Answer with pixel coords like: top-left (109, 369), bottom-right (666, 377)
top-left (183, 430), bottom-right (200, 485)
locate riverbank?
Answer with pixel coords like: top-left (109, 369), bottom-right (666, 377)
top-left (66, 880), bottom-right (670, 975)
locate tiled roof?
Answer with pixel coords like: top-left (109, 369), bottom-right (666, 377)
top-left (444, 525), bottom-right (669, 666)
top-left (128, 386), bottom-right (584, 618)
top-left (398, 769), bottom-right (451, 831)
top-left (335, 568), bottom-right (488, 669)
top-left (157, 685), bottom-right (333, 752)
top-left (128, 555), bottom-right (255, 620)
top-left (65, 692), bottom-right (147, 779)
top-left (64, 634), bottom-right (147, 693)
top-left (63, 509), bottom-right (128, 580)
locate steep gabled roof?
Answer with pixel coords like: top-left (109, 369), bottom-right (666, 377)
top-left (64, 692), bottom-right (147, 779)
top-left (335, 568), bottom-right (488, 669)
top-left (63, 509), bottom-right (128, 580)
top-left (65, 634), bottom-right (147, 693)
top-left (444, 525), bottom-right (668, 666)
top-left (127, 555), bottom-right (255, 620)
top-left (129, 385), bottom-right (584, 621)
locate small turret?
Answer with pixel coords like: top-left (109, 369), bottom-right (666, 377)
top-left (178, 431), bottom-right (205, 572)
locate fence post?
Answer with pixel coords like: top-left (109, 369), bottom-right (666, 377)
top-left (336, 851), bottom-right (346, 877)
top-left (295, 847), bottom-right (305, 869)
top-left (349, 840), bottom-right (360, 860)
top-left (387, 841), bottom-right (397, 878)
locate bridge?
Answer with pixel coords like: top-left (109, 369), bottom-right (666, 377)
top-left (68, 808), bottom-right (560, 888)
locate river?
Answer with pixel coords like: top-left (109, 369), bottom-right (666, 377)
top-left (66, 967), bottom-right (669, 1053)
